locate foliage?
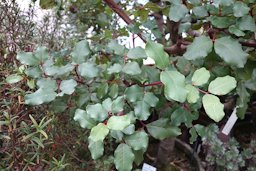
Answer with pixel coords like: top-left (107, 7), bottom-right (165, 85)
top-left (4, 0), bottom-right (256, 170)
top-left (190, 124), bottom-right (256, 170)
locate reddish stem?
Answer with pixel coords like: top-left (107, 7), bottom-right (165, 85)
top-left (142, 81), bottom-right (162, 87)
top-left (197, 88), bottom-right (209, 94)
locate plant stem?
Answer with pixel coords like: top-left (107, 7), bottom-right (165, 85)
top-left (197, 88), bottom-right (209, 94)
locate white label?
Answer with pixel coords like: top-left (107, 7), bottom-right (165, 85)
top-left (142, 163), bottom-right (157, 171)
top-left (222, 107), bottom-right (238, 135)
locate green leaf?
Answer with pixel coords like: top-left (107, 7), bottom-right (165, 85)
top-left (39, 0), bottom-right (57, 9)
top-left (133, 150), bottom-right (145, 166)
top-left (44, 63), bottom-right (74, 77)
top-left (214, 0), bottom-right (234, 6)
top-left (107, 64), bottom-right (122, 74)
top-left (143, 92), bottom-right (159, 107)
top-left (214, 37), bottom-right (248, 68)
top-left (183, 36), bottom-right (213, 60)
top-left (17, 52), bottom-right (39, 66)
top-left (185, 84), bottom-right (199, 104)
top-left (89, 123), bottom-right (109, 142)
top-left (25, 88), bottom-right (57, 105)
top-left (78, 62), bottom-right (99, 78)
top-left (27, 79), bottom-right (35, 89)
top-left (236, 83), bottom-right (250, 119)
top-left (25, 67), bottom-right (42, 78)
top-left (35, 46), bottom-right (49, 62)
top-left (108, 40), bottom-right (125, 55)
top-left (127, 47), bottom-right (147, 59)
top-left (193, 6), bottom-right (208, 18)
top-left (134, 101), bottom-right (151, 121)
top-left (111, 130), bottom-right (124, 142)
top-left (88, 138), bottom-right (104, 160)
top-left (171, 108), bottom-right (196, 127)
top-left (122, 62), bottom-right (142, 75)
top-left (6, 74), bottom-right (23, 84)
top-left (71, 40), bottom-right (91, 63)
top-left (202, 94), bottom-right (225, 122)
top-left (124, 85), bottom-right (143, 103)
top-left (160, 70), bottom-right (188, 103)
top-left (86, 104), bottom-right (108, 122)
top-left (208, 16), bottom-right (234, 28)
top-left (96, 83), bottom-right (108, 99)
top-left (37, 78), bottom-right (57, 90)
top-left (233, 1), bottom-right (250, 17)
top-left (188, 0), bottom-right (201, 5)
top-left (208, 76), bottom-right (237, 95)
top-left (228, 25), bottom-right (245, 37)
top-left (122, 124), bottom-right (135, 135)
top-left (145, 41), bottom-right (169, 69)
top-left (109, 84), bottom-right (119, 99)
top-left (191, 67), bottom-right (210, 86)
top-left (59, 79), bottom-right (77, 95)
top-left (237, 16), bottom-right (256, 32)
top-left (169, 4), bottom-right (188, 22)
top-left (124, 131), bottom-right (148, 150)
top-left (74, 109), bottom-right (96, 129)
top-left (114, 144), bottom-right (135, 171)
top-left (146, 119), bottom-right (181, 140)
top-left (107, 115), bottom-right (131, 131)
top-left (112, 96), bottom-right (124, 113)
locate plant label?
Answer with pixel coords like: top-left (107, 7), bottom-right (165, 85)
top-left (222, 107), bottom-right (238, 135)
top-left (142, 163), bottom-right (157, 171)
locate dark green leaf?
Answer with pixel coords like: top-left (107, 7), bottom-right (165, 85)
top-left (127, 47), bottom-right (147, 59)
top-left (134, 101), bottom-right (151, 121)
top-left (143, 92), bottom-right (159, 107)
top-left (208, 16), bottom-right (234, 28)
top-left (124, 131), bottom-right (148, 150)
top-left (193, 6), bottom-right (208, 18)
top-left (169, 4), bottom-right (188, 22)
top-left (122, 62), bottom-right (142, 75)
top-left (124, 85), bottom-right (143, 103)
top-left (237, 16), bottom-right (256, 32)
top-left (233, 1), bottom-right (250, 17)
top-left (228, 25), bottom-right (245, 37)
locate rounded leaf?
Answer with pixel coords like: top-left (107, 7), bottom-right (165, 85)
top-left (122, 62), bottom-right (142, 75)
top-left (208, 76), bottom-right (237, 95)
top-left (202, 94), bottom-right (225, 122)
top-left (127, 47), bottom-right (147, 59)
top-left (185, 84), bottom-right (200, 104)
top-left (124, 131), bottom-right (148, 151)
top-left (73, 109), bottom-right (96, 129)
top-left (114, 144), bottom-right (135, 171)
top-left (89, 123), bottom-right (109, 142)
top-left (88, 139), bottom-right (104, 160)
top-left (192, 67), bottom-right (210, 86)
top-left (160, 70), bottom-right (188, 103)
top-left (107, 115), bottom-right (131, 131)
top-left (6, 74), bottom-right (23, 84)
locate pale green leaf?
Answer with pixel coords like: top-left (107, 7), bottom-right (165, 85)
top-left (17, 52), bottom-right (39, 66)
top-left (35, 46), bottom-right (49, 62)
top-left (6, 74), bottom-right (23, 84)
top-left (73, 109), bottom-right (96, 129)
top-left (59, 79), bottom-right (77, 95)
top-left (145, 41), bottom-right (169, 69)
top-left (133, 150), bottom-right (145, 166)
top-left (160, 70), bottom-right (188, 103)
top-left (44, 63), bottom-right (74, 77)
top-left (124, 131), bottom-right (148, 150)
top-left (107, 115), bottom-right (131, 131)
top-left (37, 78), bottom-right (57, 90)
top-left (169, 4), bottom-right (188, 22)
top-left (214, 37), bottom-right (248, 68)
top-left (71, 40), bottom-right (90, 63)
top-left (202, 94), bottom-right (225, 122)
top-left (214, 0), bottom-right (234, 6)
top-left (185, 84), bottom-right (200, 104)
top-left (122, 62), bottom-right (142, 75)
top-left (108, 40), bottom-right (125, 55)
top-left (25, 67), bottom-right (42, 78)
top-left (86, 104), bottom-right (108, 122)
top-left (208, 76), bottom-right (237, 95)
top-left (112, 96), bottom-right (124, 113)
top-left (233, 1), bottom-right (250, 17)
top-left (127, 47), bottom-right (147, 59)
top-left (78, 62), bottom-right (99, 78)
top-left (124, 85), bottom-right (143, 103)
top-left (228, 25), bottom-right (245, 37)
top-left (88, 138), bottom-right (104, 160)
top-left (134, 101), bottom-right (151, 121)
top-left (143, 92), bottom-right (159, 107)
top-left (25, 88), bottom-right (57, 105)
top-left (183, 36), bottom-right (213, 60)
top-left (89, 123), bottom-right (109, 142)
top-left (122, 124), bottom-right (135, 135)
top-left (111, 130), bottom-right (124, 142)
top-left (39, 0), bottom-right (56, 9)
top-left (107, 63), bottom-right (122, 74)
top-left (114, 144), bottom-right (135, 171)
top-left (237, 16), bottom-right (256, 32)
top-left (191, 67), bottom-right (210, 86)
